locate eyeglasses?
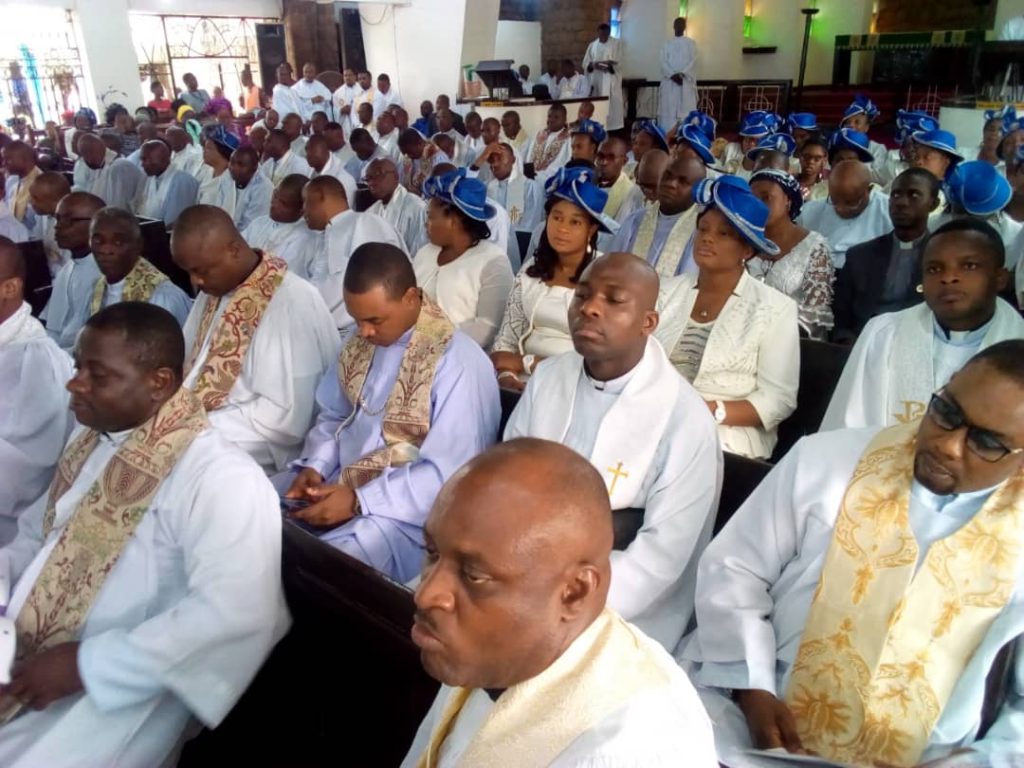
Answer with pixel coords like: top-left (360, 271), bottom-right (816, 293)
top-left (927, 391), bottom-right (1024, 463)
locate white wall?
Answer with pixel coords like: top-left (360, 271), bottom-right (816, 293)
top-left (75, 0), bottom-right (143, 115)
top-left (495, 20), bottom-right (541, 78)
top-left (127, 0), bottom-right (280, 15)
top-left (461, 0), bottom-right (499, 73)
top-left (618, 0), bottom-right (675, 80)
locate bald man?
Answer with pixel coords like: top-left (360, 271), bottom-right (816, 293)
top-left (798, 159), bottom-right (892, 269)
top-left (260, 129), bottom-right (312, 188)
top-left (133, 140), bottom-right (199, 228)
top-left (165, 126), bottom-right (205, 180)
top-left (280, 243), bottom-right (498, 581)
top-left (305, 133), bottom-right (357, 207)
top-left (0, 237), bottom-right (72, 545)
top-left (401, 439), bottom-right (718, 766)
top-left (505, 253), bottom-right (721, 652)
top-left (611, 156), bottom-right (707, 278)
top-left (41, 192), bottom-right (105, 350)
top-left (2, 141), bottom-right (41, 223)
top-left (27, 171), bottom-right (71, 275)
top-left (71, 133), bottom-right (143, 211)
top-left (240, 173), bottom-right (316, 267)
top-left (366, 157), bottom-right (427, 254)
top-left (633, 147), bottom-right (669, 202)
top-left (171, 205), bottom-right (339, 471)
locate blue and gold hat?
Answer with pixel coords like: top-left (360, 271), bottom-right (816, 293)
top-left (911, 129), bottom-right (965, 172)
top-left (746, 132), bottom-right (797, 162)
top-left (895, 110), bottom-right (938, 144)
top-left (634, 119), bottom-right (669, 152)
top-left (842, 94), bottom-right (879, 124)
top-left (786, 112), bottom-right (818, 133)
top-left (945, 160), bottom-right (1012, 216)
top-left (673, 124), bottom-right (716, 166)
top-left (572, 118), bottom-right (607, 145)
top-left (828, 128), bottom-right (875, 163)
top-left (422, 168), bottom-right (496, 221)
top-left (680, 110), bottom-right (717, 141)
top-left (693, 175), bottom-right (779, 255)
top-left (544, 166), bottom-right (619, 233)
top-left (738, 112), bottom-right (775, 139)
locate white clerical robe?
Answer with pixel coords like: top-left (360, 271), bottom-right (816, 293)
top-left (72, 150), bottom-right (144, 210)
top-left (198, 168), bottom-right (235, 219)
top-left (658, 35), bottom-right (698, 131)
top-left (28, 213), bottom-right (69, 277)
top-left (133, 167), bottom-right (199, 227)
top-left (367, 185), bottom-right (427, 255)
top-left (297, 210), bottom-right (406, 330)
top-left (170, 144), bottom-right (206, 181)
top-left (505, 337), bottom-right (722, 651)
top-left (93, 271), bottom-right (192, 326)
top-left (403, 611), bottom-right (718, 768)
top-left (597, 173), bottom-right (645, 252)
top-left (290, 135), bottom-right (308, 159)
top-left (260, 150), bottom-right (312, 189)
top-left (583, 36), bottom-right (624, 130)
top-left (372, 88), bottom-right (401, 118)
top-left (344, 145), bottom-right (391, 184)
top-left (331, 84), bottom-right (362, 136)
top-left (271, 83), bottom-right (302, 121)
top-left (41, 253), bottom-right (101, 351)
top-left (487, 170), bottom-right (529, 232)
top-left (291, 78), bottom-right (334, 123)
top-left (233, 173), bottom-right (273, 232)
top-left (0, 303), bottom-right (72, 545)
top-left (821, 300), bottom-right (1024, 431)
top-left (183, 272), bottom-right (340, 471)
top-left (0, 426), bottom-right (289, 768)
top-left (680, 427), bottom-right (1024, 765)
top-left (377, 129), bottom-right (401, 163)
top-left (5, 167), bottom-right (40, 223)
top-left (796, 191), bottom-right (892, 269)
top-left (242, 215), bottom-right (316, 267)
top-left (310, 153), bottom-right (357, 209)
top-left (0, 205), bottom-right (28, 244)
top-left (556, 74), bottom-right (590, 100)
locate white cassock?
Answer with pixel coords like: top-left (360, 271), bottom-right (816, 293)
top-left (402, 610), bottom-right (719, 768)
top-left (343, 145), bottom-right (393, 185)
top-left (183, 272), bottom-right (340, 472)
top-left (271, 83), bottom-right (302, 121)
top-left (92, 272), bottom-right (192, 327)
top-left (367, 185), bottom-right (428, 255)
top-left (197, 168), bottom-right (236, 219)
top-left (796, 191), bottom-right (892, 269)
top-left (332, 143), bottom-right (356, 169)
top-left (298, 210), bottom-right (407, 330)
top-left (28, 213), bottom-right (69, 277)
top-left (372, 87), bottom-right (402, 118)
top-left (291, 78), bottom-right (334, 122)
top-left (413, 240), bottom-right (514, 349)
top-left (484, 199), bottom-right (521, 274)
top-left (290, 135), bottom-right (308, 159)
top-left (658, 35), bottom-right (698, 131)
top-left (556, 74), bottom-right (590, 100)
top-left (133, 167), bottom-right (199, 227)
top-left (583, 36), bottom-right (624, 130)
top-left (331, 84), bottom-right (362, 136)
top-left (0, 426), bottom-right (289, 768)
top-left (504, 337), bottom-right (722, 651)
top-left (0, 205), bottom-right (28, 244)
top-left (242, 215), bottom-right (317, 268)
top-left (822, 299), bottom-right (1024, 431)
top-left (376, 129), bottom-right (402, 163)
top-left (233, 173), bottom-right (273, 232)
top-left (0, 302), bottom-right (72, 545)
top-left (72, 150), bottom-right (144, 210)
top-left (170, 144), bottom-right (205, 181)
top-left (260, 150), bottom-right (312, 189)
top-left (679, 427), bottom-right (1024, 766)
top-left (487, 170), bottom-right (529, 233)
top-left (41, 253), bottom-right (101, 351)
top-left (596, 173), bottom-right (645, 253)
top-left (309, 153), bottom-right (358, 209)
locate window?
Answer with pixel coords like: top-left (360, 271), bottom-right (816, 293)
top-left (610, 6), bottom-right (621, 39)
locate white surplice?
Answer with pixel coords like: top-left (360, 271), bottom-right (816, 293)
top-left (241, 215), bottom-right (316, 267)
top-left (271, 83), bottom-right (302, 121)
top-left (233, 173), bottom-right (273, 232)
top-left (72, 150), bottom-right (144, 210)
top-left (0, 204), bottom-right (28, 244)
top-left (821, 299), bottom-right (1024, 431)
top-left (373, 87), bottom-right (402, 118)
top-left (291, 78), bottom-right (334, 123)
top-left (28, 212), bottom-right (69, 277)
top-left (796, 191), bottom-right (892, 269)
top-left (260, 150), bottom-right (312, 188)
top-left (0, 425), bottom-right (289, 768)
top-left (133, 167), bottom-right (199, 226)
top-left (679, 427), bottom-right (1024, 765)
top-left (309, 153), bottom-right (357, 210)
top-left (658, 35), bottom-right (698, 131)
top-left (197, 168), bottom-right (236, 220)
top-left (0, 303), bottom-right (72, 545)
top-left (92, 271), bottom-right (192, 326)
top-left (183, 271), bottom-right (340, 472)
top-left (41, 253), bottom-right (101, 351)
top-left (505, 337), bottom-right (722, 651)
top-left (582, 36), bottom-right (624, 130)
top-left (367, 184), bottom-right (428, 255)
top-left (376, 129), bottom-right (402, 163)
top-left (331, 84), bottom-right (362, 136)
top-left (170, 144), bottom-right (206, 181)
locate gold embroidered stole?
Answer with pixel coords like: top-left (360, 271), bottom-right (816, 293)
top-left (529, 128), bottom-right (570, 171)
top-left (89, 258), bottom-right (169, 315)
top-left (602, 173), bottom-right (633, 219)
top-left (11, 167), bottom-right (39, 221)
top-left (784, 420), bottom-right (1024, 767)
top-left (633, 204), bottom-right (697, 279)
top-left (337, 296), bottom-right (453, 489)
top-left (186, 254), bottom-right (286, 411)
top-left (1, 387), bottom-right (208, 722)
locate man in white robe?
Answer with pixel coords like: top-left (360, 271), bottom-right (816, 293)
top-left (305, 134), bottom-right (357, 205)
top-left (372, 73), bottom-right (401, 118)
top-left (27, 171), bottom-right (71, 276)
top-left (520, 104), bottom-right (574, 231)
top-left (165, 127), bottom-right (205, 181)
top-left (824, 219), bottom-right (1024, 431)
top-left (366, 158), bottom-right (427, 255)
top-left (482, 142), bottom-right (528, 234)
top-left (583, 24), bottom-right (624, 131)
top-left (797, 160), bottom-right (891, 269)
top-left (324, 121), bottom-right (356, 169)
top-left (71, 134), bottom-right (143, 212)
top-left (229, 147), bottom-right (273, 231)
top-left (299, 175), bottom-right (407, 330)
top-left (343, 129), bottom-right (392, 185)
top-left (0, 240), bottom-right (72, 545)
top-left (241, 174), bottom-right (316, 268)
top-left (658, 18), bottom-right (698, 132)
top-left (291, 62), bottom-right (333, 123)
top-left (132, 141), bottom-right (199, 228)
top-left (2, 141), bottom-right (42, 225)
top-left (505, 253), bottom-right (721, 652)
top-left (172, 205), bottom-right (340, 472)
top-left (260, 129), bottom-right (312, 189)
top-left (281, 113), bottom-right (308, 159)
top-left (0, 201), bottom-right (27, 244)
top-left (596, 136), bottom-right (645, 251)
top-left (0, 302), bottom-right (288, 768)
top-left (681, 343), bottom-right (1024, 766)
top-left (271, 64), bottom-right (302, 123)
top-left (331, 68), bottom-right (362, 137)
top-left (375, 111), bottom-right (402, 163)
top-left (555, 60), bottom-right (589, 100)
top-left (401, 439), bottom-right (718, 767)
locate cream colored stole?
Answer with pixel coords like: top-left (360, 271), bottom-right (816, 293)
top-left (337, 296), bottom-right (453, 489)
top-left (529, 128), bottom-right (570, 171)
top-left (417, 609), bottom-right (671, 768)
top-left (602, 173), bottom-right (634, 220)
top-left (785, 420), bottom-right (1024, 767)
top-left (632, 204), bottom-right (697, 280)
top-left (11, 167), bottom-right (39, 221)
top-left (89, 258), bottom-right (168, 314)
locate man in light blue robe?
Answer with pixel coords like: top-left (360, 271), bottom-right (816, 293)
top-left (229, 147), bottom-right (272, 231)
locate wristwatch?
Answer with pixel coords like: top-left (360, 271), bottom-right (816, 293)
top-left (713, 400), bottom-right (727, 424)
top-left (522, 354), bottom-right (537, 375)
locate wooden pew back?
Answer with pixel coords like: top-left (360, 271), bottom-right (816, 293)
top-left (137, 217), bottom-right (194, 296)
top-left (18, 240), bottom-right (52, 317)
top-left (772, 338), bottom-right (850, 461)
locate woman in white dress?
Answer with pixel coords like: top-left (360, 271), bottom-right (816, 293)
top-left (655, 176), bottom-right (799, 459)
top-left (491, 166), bottom-right (618, 391)
top-left (197, 125), bottom-right (237, 213)
top-left (748, 168), bottom-right (834, 340)
top-left (413, 168), bottom-right (514, 348)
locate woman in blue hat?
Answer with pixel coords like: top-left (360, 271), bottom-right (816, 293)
top-left (749, 168), bottom-right (835, 340)
top-left (625, 120), bottom-right (669, 180)
top-left (1008, 145), bottom-right (1024, 224)
top-left (935, 160), bottom-right (1022, 255)
top-left (414, 168), bottom-right (514, 348)
top-left (795, 135), bottom-right (829, 201)
top-left (978, 106), bottom-right (1012, 167)
top-left (722, 113), bottom-right (774, 178)
top-left (197, 124), bottom-right (240, 210)
top-left (491, 166), bottom-right (617, 390)
top-left (910, 129), bottom-right (964, 181)
top-left (839, 94), bottom-right (887, 169)
top-left (746, 133), bottom-right (797, 175)
top-left (654, 176), bottom-right (799, 459)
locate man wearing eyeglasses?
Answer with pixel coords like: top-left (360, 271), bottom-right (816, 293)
top-left (681, 338), bottom-right (1024, 766)
top-left (823, 218), bottom-right (1024, 431)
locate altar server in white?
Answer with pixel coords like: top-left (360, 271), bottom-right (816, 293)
top-left (366, 158), bottom-right (427, 255)
top-left (241, 173), bottom-right (315, 267)
top-left (229, 147), bottom-right (274, 232)
top-left (823, 219), bottom-right (1024, 431)
top-left (402, 439), bottom-right (718, 768)
top-left (305, 134), bottom-right (357, 209)
top-left (0, 302), bottom-right (288, 768)
top-left (291, 62), bottom-right (333, 123)
top-left (583, 23), bottom-right (624, 131)
top-left (260, 130), bottom-right (312, 189)
top-left (658, 17), bottom-right (698, 132)
top-left (505, 252), bottom-right (721, 652)
top-left (72, 134), bottom-right (143, 211)
top-left (133, 140), bottom-right (199, 228)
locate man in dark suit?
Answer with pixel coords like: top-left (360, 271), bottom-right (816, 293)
top-left (833, 168), bottom-right (939, 343)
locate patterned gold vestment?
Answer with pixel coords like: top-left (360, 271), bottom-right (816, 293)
top-left (89, 258), bottom-right (169, 314)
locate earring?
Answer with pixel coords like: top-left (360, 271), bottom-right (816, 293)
top-left (586, 243), bottom-right (593, 255)
top-left (916, 284), bottom-right (924, 294)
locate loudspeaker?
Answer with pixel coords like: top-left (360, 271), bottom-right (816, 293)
top-left (255, 23), bottom-right (288, 92)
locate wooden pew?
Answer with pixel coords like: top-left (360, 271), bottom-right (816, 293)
top-left (18, 241), bottom-right (52, 317)
top-left (136, 217), bottom-right (194, 296)
top-left (716, 452), bottom-right (772, 535)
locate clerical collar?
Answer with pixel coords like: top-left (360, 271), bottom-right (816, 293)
top-left (932, 314), bottom-right (993, 345)
top-left (484, 688), bottom-right (506, 702)
top-left (895, 231), bottom-right (926, 249)
top-left (583, 360), bottom-right (638, 394)
top-left (910, 477), bottom-right (998, 512)
top-left (100, 426), bottom-right (134, 447)
top-left (657, 207), bottom-right (685, 221)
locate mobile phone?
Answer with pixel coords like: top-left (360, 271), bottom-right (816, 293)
top-left (280, 496), bottom-right (311, 512)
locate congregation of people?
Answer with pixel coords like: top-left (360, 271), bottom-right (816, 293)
top-left (2, 13), bottom-right (1024, 767)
